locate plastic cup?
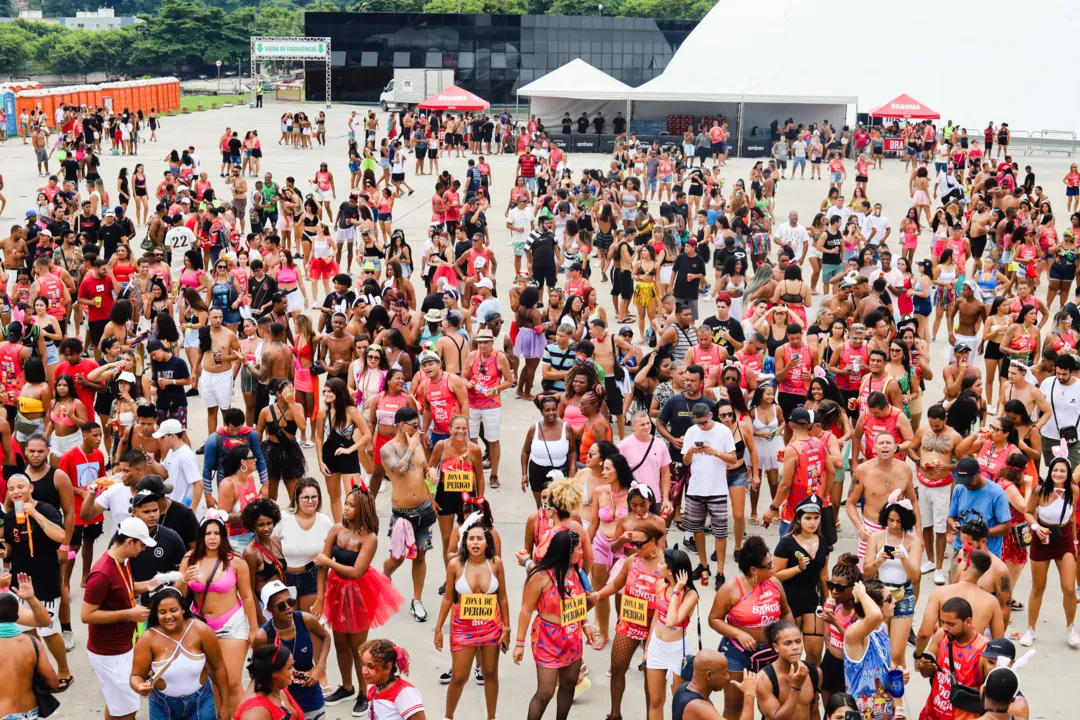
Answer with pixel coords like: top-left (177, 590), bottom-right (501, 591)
top-left (886, 668), bottom-right (905, 697)
top-left (14, 500), bottom-right (24, 523)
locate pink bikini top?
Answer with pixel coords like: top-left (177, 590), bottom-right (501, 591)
top-left (277, 266), bottom-right (298, 286)
top-left (563, 403), bottom-right (587, 432)
top-left (598, 489), bottom-right (629, 523)
top-left (187, 563), bottom-right (237, 594)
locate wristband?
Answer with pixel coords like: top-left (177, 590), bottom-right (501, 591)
top-left (59, 544), bottom-right (70, 552)
top-left (768, 504), bottom-right (779, 513)
top-left (515, 639), bottom-right (526, 647)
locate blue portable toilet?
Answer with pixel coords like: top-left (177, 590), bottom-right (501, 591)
top-left (1, 88), bottom-right (16, 137)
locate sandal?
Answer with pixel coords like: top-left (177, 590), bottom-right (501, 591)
top-left (1010, 600), bottom-right (1025, 611)
top-left (592, 636), bottom-right (608, 651)
top-left (749, 515), bottom-right (760, 526)
top-left (58, 676), bottom-right (75, 692)
top-left (489, 476), bottom-right (500, 489)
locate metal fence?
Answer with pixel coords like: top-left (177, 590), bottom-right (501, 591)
top-left (1012, 129), bottom-right (1076, 156)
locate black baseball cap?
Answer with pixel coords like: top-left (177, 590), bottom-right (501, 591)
top-left (955, 457), bottom-right (980, 485)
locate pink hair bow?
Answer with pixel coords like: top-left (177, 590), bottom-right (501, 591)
top-left (887, 488), bottom-right (914, 512)
top-left (630, 480), bottom-right (654, 500)
top-left (201, 508), bottom-right (229, 525)
top-left (813, 366), bottom-right (827, 379)
top-left (1053, 439), bottom-right (1069, 460)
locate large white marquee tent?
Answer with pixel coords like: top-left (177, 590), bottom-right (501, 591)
top-left (516, 58), bottom-right (631, 127)
top-left (631, 0), bottom-right (1080, 140)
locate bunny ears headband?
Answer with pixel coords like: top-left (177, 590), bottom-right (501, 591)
top-left (201, 508), bottom-right (229, 526)
top-left (986, 650), bottom-right (1036, 698)
top-left (886, 488), bottom-right (914, 512)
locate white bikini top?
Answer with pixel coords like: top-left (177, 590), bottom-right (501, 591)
top-left (454, 559), bottom-right (498, 595)
top-left (150, 622), bottom-right (207, 698)
top-left (1037, 490), bottom-right (1074, 526)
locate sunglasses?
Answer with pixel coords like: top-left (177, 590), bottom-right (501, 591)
top-left (404, 421), bottom-right (421, 430)
top-left (827, 581), bottom-right (850, 591)
top-left (274, 597), bottom-right (297, 612)
top-left (718, 412), bottom-right (734, 418)
top-left (626, 538), bottom-right (650, 548)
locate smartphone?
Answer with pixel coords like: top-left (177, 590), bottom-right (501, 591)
top-left (845, 712), bottom-right (861, 720)
top-left (917, 652), bottom-right (937, 665)
top-left (883, 544), bottom-right (896, 556)
top-left (695, 441), bottom-right (704, 447)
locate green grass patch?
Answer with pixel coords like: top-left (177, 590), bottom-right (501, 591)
top-left (180, 95), bottom-right (246, 112)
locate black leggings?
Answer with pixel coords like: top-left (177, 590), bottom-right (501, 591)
top-left (529, 661), bottom-right (580, 720)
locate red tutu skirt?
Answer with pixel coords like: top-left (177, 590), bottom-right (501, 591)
top-left (323, 568), bottom-right (403, 633)
top-left (308, 256), bottom-right (340, 280)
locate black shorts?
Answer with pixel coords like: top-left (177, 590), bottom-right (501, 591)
top-left (391, 172), bottom-right (405, 182)
top-left (711, 142), bottom-right (722, 155)
top-left (285, 563), bottom-right (318, 597)
top-left (72, 522), bottom-right (104, 547)
top-left (88, 318), bottom-right (108, 346)
top-left (427, 148), bottom-right (437, 159)
top-left (985, 340), bottom-right (1003, 361)
top-left (969, 234), bottom-right (988, 259)
top-left (612, 268), bottom-right (633, 301)
top-left (434, 480), bottom-right (465, 517)
top-left (855, 175), bottom-right (868, 183)
top-left (403, 128), bottom-right (412, 141)
top-left (528, 459), bottom-right (567, 492)
top-left (923, 141), bottom-right (934, 152)
top-left (696, 147), bottom-right (710, 160)
top-left (222, 151), bottom-right (231, 163)
top-left (776, 391), bottom-right (804, 426)
top-left (533, 263), bottom-right (557, 290)
top-left (820, 651), bottom-right (846, 693)
top-left (604, 374), bottom-right (625, 418)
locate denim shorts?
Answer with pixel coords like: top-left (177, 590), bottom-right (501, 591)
top-left (728, 469), bottom-right (748, 488)
top-left (647, 177), bottom-right (658, 192)
top-left (888, 581), bottom-right (916, 618)
top-left (792, 158), bottom-right (806, 169)
top-left (829, 172), bottom-right (842, 183)
top-left (150, 679), bottom-right (215, 720)
top-left (719, 635), bottom-right (754, 672)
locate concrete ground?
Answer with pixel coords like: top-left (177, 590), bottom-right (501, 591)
top-left (0, 101), bottom-right (1074, 719)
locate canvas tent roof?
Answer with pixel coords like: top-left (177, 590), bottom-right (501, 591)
top-left (518, 59), bottom-right (631, 101)
top-left (418, 85), bottom-right (489, 111)
top-left (632, 0), bottom-right (1079, 130)
top-left (869, 94), bottom-right (940, 120)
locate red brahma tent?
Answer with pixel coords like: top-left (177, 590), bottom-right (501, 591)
top-left (868, 93), bottom-right (940, 120)
top-left (418, 85), bottom-right (490, 111)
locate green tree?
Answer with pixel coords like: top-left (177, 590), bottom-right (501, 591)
top-left (304, 0), bottom-right (341, 10)
top-left (423, 0), bottom-right (525, 12)
top-left (0, 25), bottom-right (34, 73)
top-left (346, 0), bottom-right (422, 11)
top-left (134, 0), bottom-right (212, 68)
top-left (546, 0), bottom-right (612, 15)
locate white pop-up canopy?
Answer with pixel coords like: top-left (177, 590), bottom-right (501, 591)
top-left (517, 58), bottom-right (631, 127)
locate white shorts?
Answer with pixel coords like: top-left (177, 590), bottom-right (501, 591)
top-left (88, 649), bottom-right (141, 716)
top-left (336, 226), bottom-right (356, 245)
top-left (286, 288), bottom-right (304, 313)
top-left (659, 265), bottom-right (673, 284)
top-left (312, 188), bottom-right (331, 203)
top-left (214, 604), bottom-right (251, 641)
top-left (199, 370), bottom-right (234, 409)
top-left (947, 334), bottom-right (980, 365)
top-left (808, 246), bottom-right (823, 260)
top-left (5, 268), bottom-right (17, 289)
top-left (919, 483), bottom-right (952, 534)
top-left (16, 596), bottom-right (60, 637)
top-left (50, 430), bottom-right (83, 458)
top-left (469, 406), bottom-right (501, 442)
top-left (645, 630), bottom-right (688, 682)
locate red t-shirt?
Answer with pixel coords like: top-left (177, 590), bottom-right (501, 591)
top-left (518, 153), bottom-right (537, 178)
top-left (55, 358), bottom-right (99, 413)
top-left (78, 273), bottom-right (115, 322)
top-left (84, 552), bottom-right (137, 655)
top-left (59, 445), bottom-right (106, 526)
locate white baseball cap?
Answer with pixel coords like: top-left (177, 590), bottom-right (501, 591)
top-left (152, 418), bottom-right (184, 438)
top-left (117, 517), bottom-right (156, 547)
top-left (260, 579), bottom-right (297, 609)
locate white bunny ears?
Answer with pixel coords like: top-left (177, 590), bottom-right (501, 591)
top-left (986, 649), bottom-right (1036, 698)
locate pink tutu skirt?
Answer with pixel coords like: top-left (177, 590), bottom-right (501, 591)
top-left (323, 568), bottom-right (404, 633)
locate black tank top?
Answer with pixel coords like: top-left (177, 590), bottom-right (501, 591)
top-left (672, 684), bottom-right (707, 720)
top-left (822, 230), bottom-right (842, 261)
top-left (30, 467), bottom-right (62, 517)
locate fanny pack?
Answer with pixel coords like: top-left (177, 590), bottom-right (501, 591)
top-left (1050, 378), bottom-right (1080, 443)
top-left (947, 639), bottom-right (985, 714)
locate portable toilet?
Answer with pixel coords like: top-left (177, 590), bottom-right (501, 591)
top-left (151, 80), bottom-right (163, 112)
top-left (2, 87), bottom-right (16, 137)
top-left (139, 80), bottom-right (152, 113)
top-left (76, 85), bottom-right (88, 109)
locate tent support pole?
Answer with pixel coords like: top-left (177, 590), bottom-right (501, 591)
top-left (515, 92), bottom-right (519, 123)
top-left (626, 93), bottom-right (631, 125)
top-left (736, 102), bottom-right (744, 157)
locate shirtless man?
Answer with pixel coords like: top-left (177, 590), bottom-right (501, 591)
top-left (389, 300), bottom-right (423, 348)
top-left (942, 345), bottom-right (983, 402)
top-left (320, 312), bottom-right (355, 383)
top-left (953, 281), bottom-right (987, 362)
top-left (826, 278), bottom-right (857, 324)
top-left (854, 278), bottom-right (891, 326)
top-left (225, 166), bottom-right (248, 233)
top-left (248, 321), bottom-right (294, 418)
top-left (118, 404), bottom-right (165, 463)
top-left (908, 405), bottom-right (962, 582)
top-left (996, 359), bottom-right (1050, 426)
top-left (33, 127), bottom-right (49, 175)
top-left (863, 311), bottom-right (892, 355)
top-left (199, 307), bottom-right (240, 439)
top-left (435, 313), bottom-right (470, 375)
top-left (959, 516), bottom-right (1013, 627)
top-left (381, 406), bottom-right (437, 622)
top-left (755, 626), bottom-right (818, 720)
top-left (967, 200), bottom-right (994, 262)
top-left (590, 318), bottom-right (636, 440)
top-left (0, 225), bottom-right (27, 289)
top-left (914, 549), bottom-right (1005, 656)
top-left (847, 432), bottom-right (919, 563)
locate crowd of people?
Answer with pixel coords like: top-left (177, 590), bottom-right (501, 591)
top-left (0, 98), bottom-right (1073, 720)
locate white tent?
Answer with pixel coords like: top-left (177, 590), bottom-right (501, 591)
top-left (633, 0), bottom-right (1080, 144)
top-left (516, 59), bottom-right (631, 128)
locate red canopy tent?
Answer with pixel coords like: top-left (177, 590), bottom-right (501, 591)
top-left (418, 85), bottom-right (490, 111)
top-left (868, 93), bottom-right (940, 120)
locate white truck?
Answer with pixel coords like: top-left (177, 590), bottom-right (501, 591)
top-left (379, 69), bottom-right (454, 111)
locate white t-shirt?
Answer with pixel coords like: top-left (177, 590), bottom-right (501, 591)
top-left (682, 421), bottom-right (736, 496)
top-left (792, 140), bottom-right (808, 159)
top-left (776, 223), bottom-right (810, 260)
top-left (862, 214), bottom-right (891, 245)
top-left (97, 482), bottom-right (134, 539)
top-left (1040, 376), bottom-right (1080, 441)
top-left (824, 205), bottom-right (851, 227)
top-left (166, 226), bottom-right (195, 251)
top-left (507, 206), bottom-right (532, 245)
top-left (162, 444), bottom-right (200, 505)
top-left (273, 511), bottom-right (335, 567)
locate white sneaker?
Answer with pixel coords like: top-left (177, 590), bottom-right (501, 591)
top-left (410, 599), bottom-right (428, 622)
top-left (933, 569), bottom-right (946, 585)
top-left (1019, 627), bottom-right (1036, 647)
top-left (921, 560), bottom-right (936, 574)
top-left (1069, 626), bottom-right (1080, 649)
top-left (987, 406), bottom-right (997, 415)
top-left (62, 630), bottom-right (75, 651)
